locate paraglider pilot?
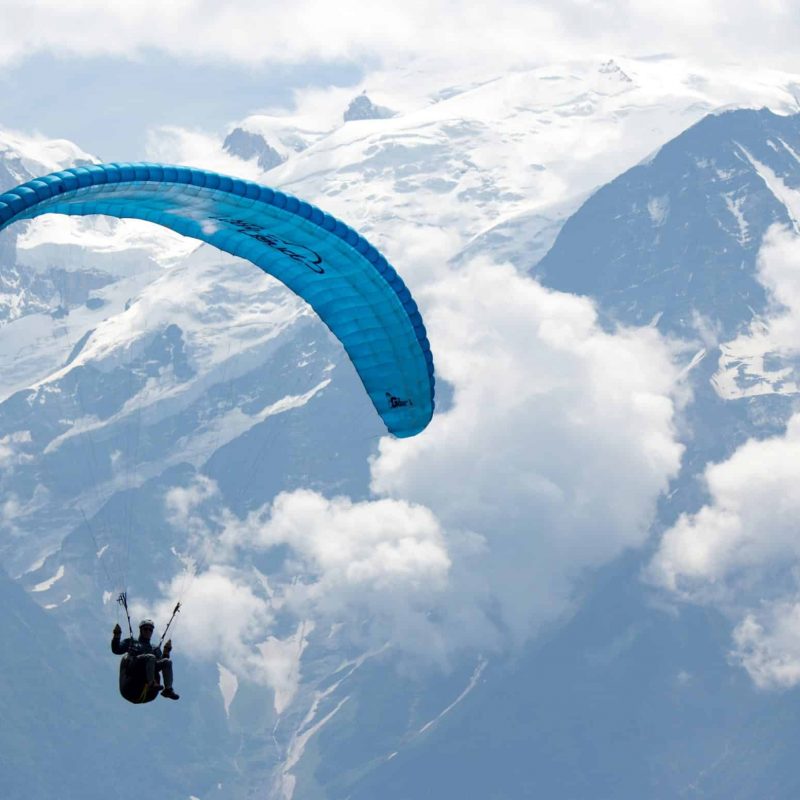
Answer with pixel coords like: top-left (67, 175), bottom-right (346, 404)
top-left (111, 619), bottom-right (180, 703)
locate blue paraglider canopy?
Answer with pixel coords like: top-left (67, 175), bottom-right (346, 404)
top-left (0, 163), bottom-right (435, 437)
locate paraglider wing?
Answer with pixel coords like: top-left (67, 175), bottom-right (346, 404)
top-left (0, 163), bottom-right (435, 437)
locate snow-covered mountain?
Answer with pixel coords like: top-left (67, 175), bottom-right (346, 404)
top-left (220, 57), bottom-right (800, 283)
top-left (5, 56), bottom-right (800, 800)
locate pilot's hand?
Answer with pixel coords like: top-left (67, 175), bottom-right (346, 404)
top-left (113, 623), bottom-right (122, 637)
top-left (163, 639), bottom-right (172, 655)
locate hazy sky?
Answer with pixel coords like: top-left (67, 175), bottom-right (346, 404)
top-left (2, 1), bottom-right (799, 158)
top-left (0, 52), bottom-right (362, 159)
top-left (1, 0), bottom-right (797, 71)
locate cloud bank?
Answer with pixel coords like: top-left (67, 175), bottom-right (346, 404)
top-left (649, 414), bottom-right (800, 688)
top-left (650, 227), bottom-right (800, 689)
top-left (1, 1), bottom-right (799, 72)
top-left (152, 260), bottom-right (686, 706)
top-left (373, 260), bottom-right (686, 642)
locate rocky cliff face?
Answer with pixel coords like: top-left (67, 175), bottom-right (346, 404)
top-left (223, 127), bottom-right (287, 171)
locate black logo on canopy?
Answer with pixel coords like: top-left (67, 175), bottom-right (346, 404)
top-left (211, 215), bottom-right (325, 274)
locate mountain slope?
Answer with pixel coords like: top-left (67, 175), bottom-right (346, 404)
top-left (535, 108), bottom-right (800, 337)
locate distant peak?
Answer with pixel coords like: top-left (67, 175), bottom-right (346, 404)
top-left (343, 92), bottom-right (395, 123)
top-left (222, 127), bottom-right (286, 172)
top-left (599, 59), bottom-right (632, 83)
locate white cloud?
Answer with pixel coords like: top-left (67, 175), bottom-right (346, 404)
top-left (732, 604), bottom-right (800, 690)
top-left (648, 412), bottom-right (800, 686)
top-left (146, 564), bottom-right (276, 666)
top-left (225, 490), bottom-right (451, 594)
top-left (0, 2), bottom-right (799, 73)
top-left (164, 473), bottom-right (219, 543)
top-left (242, 491), bottom-right (463, 662)
top-left (150, 483), bottom-right (461, 702)
top-left (742, 226), bottom-right (800, 357)
top-left (0, 431), bottom-right (33, 473)
top-left (649, 414), bottom-right (800, 596)
top-left (372, 259), bottom-right (686, 642)
top-left (759, 227), bottom-right (800, 315)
